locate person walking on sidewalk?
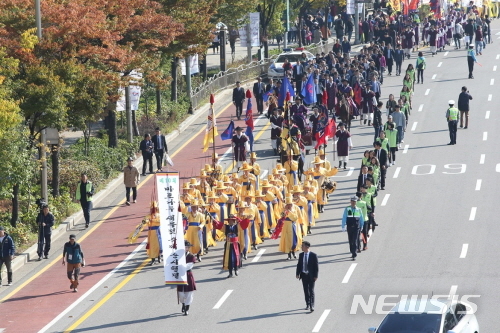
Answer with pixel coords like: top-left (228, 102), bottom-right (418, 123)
top-left (139, 133), bottom-right (154, 176)
top-left (62, 234), bottom-right (85, 292)
top-left (458, 86), bottom-right (473, 129)
top-left (151, 127), bottom-right (168, 172)
top-left (232, 81), bottom-right (245, 120)
top-left (0, 226), bottom-right (15, 286)
top-left (123, 157), bottom-right (140, 206)
top-left (446, 100), bottom-right (459, 145)
top-left (76, 173), bottom-right (94, 228)
top-left (38, 204), bottom-right (54, 260)
top-left (296, 241), bottom-right (319, 312)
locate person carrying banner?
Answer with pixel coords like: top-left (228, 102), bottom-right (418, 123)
top-left (232, 127), bottom-right (249, 168)
top-left (178, 241), bottom-right (197, 315)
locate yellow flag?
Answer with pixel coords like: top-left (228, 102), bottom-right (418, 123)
top-left (203, 106), bottom-right (218, 152)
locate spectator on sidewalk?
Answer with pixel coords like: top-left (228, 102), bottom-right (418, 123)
top-left (123, 157), bottom-right (140, 206)
top-left (0, 226), bottom-right (15, 286)
top-left (38, 204), bottom-right (54, 260)
top-left (76, 173), bottom-right (94, 228)
top-left (152, 127), bottom-right (168, 172)
top-left (62, 234), bottom-right (85, 293)
top-left (139, 133), bottom-right (154, 176)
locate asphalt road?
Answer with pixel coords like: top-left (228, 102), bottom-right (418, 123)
top-left (5, 24), bottom-right (500, 333)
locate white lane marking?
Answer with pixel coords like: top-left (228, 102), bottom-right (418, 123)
top-left (432, 74), bottom-right (437, 80)
top-left (425, 89), bottom-right (430, 95)
top-left (38, 240), bottom-right (147, 333)
top-left (483, 132), bottom-right (488, 141)
top-left (213, 290), bottom-right (233, 309)
top-left (497, 54), bottom-right (500, 60)
top-left (260, 170), bottom-right (268, 179)
top-left (475, 179), bottom-right (482, 191)
top-left (485, 111), bottom-right (490, 119)
top-left (488, 94), bottom-right (492, 101)
top-left (251, 249), bottom-right (266, 262)
top-left (480, 154), bottom-right (485, 164)
top-left (437, 62), bottom-right (442, 67)
top-left (393, 167), bottom-right (401, 178)
top-left (494, 66), bottom-right (497, 71)
top-left (497, 163), bottom-right (500, 172)
top-left (381, 194), bottom-right (390, 206)
top-left (469, 207), bottom-right (477, 221)
top-left (444, 51), bottom-right (449, 56)
top-left (333, 167), bottom-right (355, 177)
top-left (418, 104), bottom-right (423, 112)
top-left (403, 145), bottom-right (409, 154)
top-left (342, 263), bottom-right (357, 283)
top-left (411, 122), bottom-right (417, 131)
top-left (312, 310), bottom-right (332, 333)
top-left (491, 79), bottom-right (495, 85)
top-left (460, 244), bottom-right (469, 258)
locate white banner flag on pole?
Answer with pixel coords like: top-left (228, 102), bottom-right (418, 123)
top-left (157, 172), bottom-right (188, 285)
top-left (116, 70), bottom-right (142, 112)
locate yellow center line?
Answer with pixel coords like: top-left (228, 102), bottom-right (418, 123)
top-left (64, 258), bottom-right (150, 333)
top-left (0, 102), bottom-right (232, 305)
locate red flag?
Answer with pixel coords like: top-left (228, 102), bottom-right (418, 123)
top-left (314, 118), bottom-right (336, 149)
top-left (245, 92), bottom-right (254, 130)
top-left (322, 87), bottom-right (328, 105)
top-left (353, 82), bottom-right (362, 107)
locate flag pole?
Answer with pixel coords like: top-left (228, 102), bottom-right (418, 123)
top-left (210, 94), bottom-right (216, 171)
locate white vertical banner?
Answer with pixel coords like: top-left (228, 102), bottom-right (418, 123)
top-left (239, 25), bottom-right (248, 47)
top-left (347, 0), bottom-right (355, 14)
top-left (249, 12), bottom-right (260, 47)
top-left (180, 54), bottom-right (199, 76)
top-left (157, 172), bottom-right (188, 285)
top-left (116, 70), bottom-right (142, 111)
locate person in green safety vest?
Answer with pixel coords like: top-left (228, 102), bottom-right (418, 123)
top-left (341, 196), bottom-right (365, 261)
top-left (446, 100), bottom-right (459, 145)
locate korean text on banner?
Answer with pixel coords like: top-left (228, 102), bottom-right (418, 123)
top-left (157, 172), bottom-right (188, 285)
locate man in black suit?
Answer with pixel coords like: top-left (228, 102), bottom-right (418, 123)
top-left (151, 127), bottom-right (168, 172)
top-left (357, 165), bottom-right (369, 192)
top-left (232, 81), bottom-right (245, 120)
top-left (139, 133), bottom-right (154, 176)
top-left (296, 241), bottom-right (319, 312)
top-left (252, 77), bottom-right (265, 114)
top-left (373, 141), bottom-right (388, 190)
top-left (292, 61), bottom-right (304, 95)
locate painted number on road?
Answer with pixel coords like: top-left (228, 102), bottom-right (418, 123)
top-left (412, 164), bottom-right (466, 175)
top-left (412, 164), bottom-right (436, 175)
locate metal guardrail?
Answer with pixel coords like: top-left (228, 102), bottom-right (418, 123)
top-left (190, 38), bottom-right (337, 110)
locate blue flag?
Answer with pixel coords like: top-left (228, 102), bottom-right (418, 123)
top-left (221, 120), bottom-right (234, 140)
top-left (262, 88), bottom-right (272, 103)
top-left (278, 76), bottom-right (295, 107)
top-left (301, 74), bottom-right (317, 105)
top-left (245, 126), bottom-right (254, 152)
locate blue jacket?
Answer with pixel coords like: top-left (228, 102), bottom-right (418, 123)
top-left (0, 233), bottom-right (15, 257)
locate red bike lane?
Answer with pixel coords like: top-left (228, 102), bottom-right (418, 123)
top-left (0, 95), bottom-right (257, 332)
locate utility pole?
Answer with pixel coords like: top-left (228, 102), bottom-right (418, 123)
top-left (284, 0), bottom-right (290, 49)
top-left (220, 29), bottom-right (226, 72)
top-left (185, 55), bottom-right (191, 99)
top-left (35, 0), bottom-right (48, 203)
top-left (125, 86), bottom-right (133, 143)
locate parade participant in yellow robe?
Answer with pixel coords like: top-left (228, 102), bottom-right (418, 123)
top-left (211, 152), bottom-right (223, 181)
top-left (254, 190), bottom-right (270, 239)
top-left (260, 180), bottom-right (277, 230)
top-left (243, 194), bottom-right (262, 250)
top-left (272, 166), bottom-right (288, 198)
top-left (221, 175), bottom-right (237, 215)
top-left (231, 173), bottom-right (242, 208)
top-left (238, 162), bottom-right (257, 198)
top-left (305, 156), bottom-right (337, 213)
top-left (284, 156), bottom-right (299, 190)
top-left (237, 202), bottom-right (252, 259)
top-left (202, 196), bottom-right (218, 248)
top-left (184, 199), bottom-right (205, 261)
top-left (318, 149), bottom-right (333, 171)
top-left (197, 171), bottom-right (211, 200)
top-left (302, 181), bottom-right (318, 234)
top-left (213, 180), bottom-right (229, 227)
top-left (188, 178), bottom-right (203, 201)
top-left (206, 190), bottom-right (225, 242)
top-left (146, 201), bottom-right (162, 265)
top-left (180, 183), bottom-right (194, 213)
top-left (268, 175), bottom-right (284, 218)
top-left (291, 185), bottom-right (308, 237)
top-left (278, 196), bottom-right (302, 260)
top-left (249, 152), bottom-right (261, 189)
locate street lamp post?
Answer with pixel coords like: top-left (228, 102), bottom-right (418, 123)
top-left (35, 0), bottom-right (48, 203)
top-left (284, 0), bottom-right (290, 49)
top-left (354, 1), bottom-right (360, 45)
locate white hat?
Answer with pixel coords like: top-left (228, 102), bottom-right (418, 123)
top-left (448, 100), bottom-right (455, 105)
top-left (350, 196), bottom-right (359, 201)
